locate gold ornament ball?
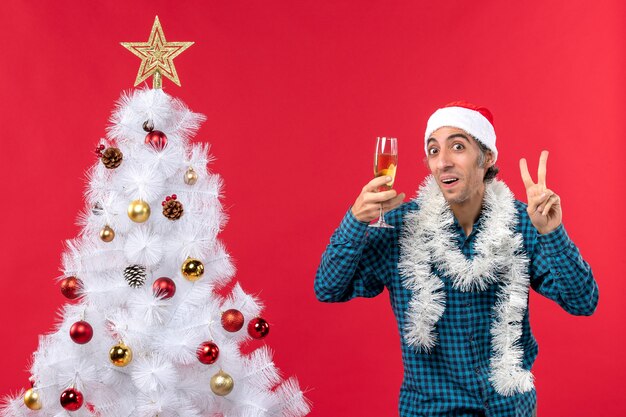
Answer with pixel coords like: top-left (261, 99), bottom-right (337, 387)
top-left (109, 343), bottom-right (133, 367)
top-left (184, 167), bottom-right (198, 185)
top-left (127, 200), bottom-right (151, 223)
top-left (210, 370), bottom-right (234, 396)
top-left (24, 388), bottom-right (42, 410)
top-left (181, 258), bottom-right (204, 282)
top-left (100, 225), bottom-right (115, 242)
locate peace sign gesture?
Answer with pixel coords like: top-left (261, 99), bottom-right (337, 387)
top-left (519, 150), bottom-right (562, 234)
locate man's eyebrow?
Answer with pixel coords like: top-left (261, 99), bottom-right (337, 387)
top-left (447, 133), bottom-right (470, 142)
top-left (426, 133), bottom-right (470, 145)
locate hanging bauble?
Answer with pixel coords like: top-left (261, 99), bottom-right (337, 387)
top-left (109, 342), bottom-right (133, 367)
top-left (70, 321), bottom-right (94, 344)
top-left (247, 317), bottom-right (270, 339)
top-left (152, 277), bottom-right (176, 299)
top-left (127, 200), bottom-right (151, 223)
top-left (24, 388), bottom-right (42, 410)
top-left (162, 194), bottom-right (183, 220)
top-left (60, 277), bottom-right (82, 300)
top-left (145, 130), bottom-right (168, 151)
top-left (60, 387), bottom-right (83, 411)
top-left (210, 370), bottom-right (234, 396)
top-left (101, 147), bottom-right (123, 169)
top-left (124, 264), bottom-right (147, 288)
top-left (184, 167), bottom-right (198, 185)
top-left (197, 341), bottom-right (219, 365)
top-left (181, 258), bottom-right (204, 282)
top-left (221, 309), bottom-right (244, 332)
top-left (142, 119), bottom-right (154, 132)
top-left (99, 225), bottom-right (115, 242)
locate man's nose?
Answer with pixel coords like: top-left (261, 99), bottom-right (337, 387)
top-left (436, 148), bottom-right (453, 170)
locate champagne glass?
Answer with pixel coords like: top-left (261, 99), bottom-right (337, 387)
top-left (369, 137), bottom-right (398, 228)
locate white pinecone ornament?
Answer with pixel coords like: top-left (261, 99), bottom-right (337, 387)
top-left (124, 264), bottom-right (146, 288)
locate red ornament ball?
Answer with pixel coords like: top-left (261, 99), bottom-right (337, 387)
top-left (70, 321), bottom-right (94, 344)
top-left (61, 277), bottom-right (83, 300)
top-left (221, 309), bottom-right (244, 332)
top-left (152, 277), bottom-right (176, 299)
top-left (247, 317), bottom-right (270, 339)
top-left (196, 341), bottom-right (220, 364)
top-left (145, 130), bottom-right (168, 151)
top-left (60, 387), bottom-right (83, 411)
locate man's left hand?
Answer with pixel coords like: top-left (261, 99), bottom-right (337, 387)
top-left (519, 150), bottom-right (562, 234)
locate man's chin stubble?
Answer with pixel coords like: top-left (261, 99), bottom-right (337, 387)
top-left (443, 191), bottom-right (470, 205)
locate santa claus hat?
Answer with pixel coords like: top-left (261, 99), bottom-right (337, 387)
top-left (424, 101), bottom-right (498, 162)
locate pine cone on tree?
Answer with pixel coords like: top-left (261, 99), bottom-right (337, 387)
top-left (101, 147), bottom-right (123, 169)
top-left (162, 194), bottom-right (183, 220)
top-left (124, 264), bottom-right (146, 288)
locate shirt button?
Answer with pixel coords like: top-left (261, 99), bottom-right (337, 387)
top-left (484, 400), bottom-right (489, 408)
top-left (468, 334), bottom-right (474, 341)
top-left (475, 367), bottom-right (480, 374)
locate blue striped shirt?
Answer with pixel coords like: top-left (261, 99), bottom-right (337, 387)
top-left (315, 199), bottom-right (598, 417)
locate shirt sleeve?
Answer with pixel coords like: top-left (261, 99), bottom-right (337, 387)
top-left (314, 209), bottom-right (390, 302)
top-left (529, 223), bottom-right (599, 316)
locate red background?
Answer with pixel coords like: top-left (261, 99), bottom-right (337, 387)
top-left (0, 1), bottom-right (624, 416)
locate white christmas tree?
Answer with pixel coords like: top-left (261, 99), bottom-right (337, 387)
top-left (2, 17), bottom-right (309, 417)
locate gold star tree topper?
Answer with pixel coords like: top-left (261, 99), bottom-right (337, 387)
top-left (122, 16), bottom-right (193, 89)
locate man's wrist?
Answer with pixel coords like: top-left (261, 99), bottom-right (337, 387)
top-left (537, 223), bottom-right (570, 255)
top-left (338, 207), bottom-right (370, 243)
top-left (536, 219), bottom-right (563, 235)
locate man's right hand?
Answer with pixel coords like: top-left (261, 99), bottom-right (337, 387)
top-left (351, 176), bottom-right (406, 223)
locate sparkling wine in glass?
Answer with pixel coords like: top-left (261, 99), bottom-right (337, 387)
top-left (370, 137), bottom-right (398, 228)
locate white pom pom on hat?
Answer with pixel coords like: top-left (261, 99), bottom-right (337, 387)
top-left (424, 101), bottom-right (498, 162)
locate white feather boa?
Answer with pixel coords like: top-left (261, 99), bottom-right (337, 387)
top-left (398, 176), bottom-right (534, 396)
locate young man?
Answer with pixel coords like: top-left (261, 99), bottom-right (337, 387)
top-left (314, 102), bottom-right (599, 417)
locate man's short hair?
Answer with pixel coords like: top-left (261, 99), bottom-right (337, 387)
top-left (475, 138), bottom-right (499, 183)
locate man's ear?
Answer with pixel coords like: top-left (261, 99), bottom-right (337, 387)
top-left (484, 150), bottom-right (495, 168)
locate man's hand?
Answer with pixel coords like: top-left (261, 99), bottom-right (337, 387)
top-left (351, 176), bottom-right (405, 223)
top-left (519, 150), bottom-right (562, 234)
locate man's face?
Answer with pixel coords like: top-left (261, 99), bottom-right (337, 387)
top-left (426, 127), bottom-right (492, 205)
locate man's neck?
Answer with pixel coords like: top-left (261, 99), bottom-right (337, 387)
top-left (449, 187), bottom-right (485, 237)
